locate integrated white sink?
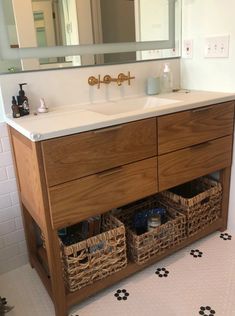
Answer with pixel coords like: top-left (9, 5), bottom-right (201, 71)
top-left (87, 96), bottom-right (180, 116)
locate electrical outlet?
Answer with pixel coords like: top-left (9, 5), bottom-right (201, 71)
top-left (182, 39), bottom-right (193, 58)
top-left (205, 36), bottom-right (229, 58)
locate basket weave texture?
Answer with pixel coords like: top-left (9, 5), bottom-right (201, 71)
top-left (160, 177), bottom-right (222, 237)
top-left (114, 195), bottom-right (186, 265)
top-left (60, 214), bottom-right (127, 292)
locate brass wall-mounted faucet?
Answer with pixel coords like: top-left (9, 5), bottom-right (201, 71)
top-left (88, 75), bottom-right (101, 89)
top-left (88, 72), bottom-right (135, 89)
top-left (117, 72), bottom-right (135, 85)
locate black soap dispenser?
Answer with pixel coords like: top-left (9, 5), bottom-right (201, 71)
top-left (11, 96), bottom-right (20, 118)
top-left (17, 83), bottom-right (30, 116)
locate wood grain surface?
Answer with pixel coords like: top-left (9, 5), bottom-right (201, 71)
top-left (49, 157), bottom-right (158, 229)
top-left (158, 135), bottom-right (233, 191)
top-left (158, 101), bottom-right (234, 155)
top-left (42, 118), bottom-right (157, 187)
top-left (10, 128), bottom-right (45, 228)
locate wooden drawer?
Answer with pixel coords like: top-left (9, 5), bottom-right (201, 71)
top-left (158, 101), bottom-right (234, 155)
top-left (42, 118), bottom-right (157, 187)
top-left (48, 157), bottom-right (158, 229)
top-left (158, 135), bottom-right (232, 191)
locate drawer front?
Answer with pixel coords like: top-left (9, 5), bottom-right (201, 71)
top-left (42, 118), bottom-right (157, 187)
top-left (49, 157), bottom-right (158, 229)
top-left (158, 135), bottom-right (232, 191)
top-left (158, 101), bottom-right (234, 155)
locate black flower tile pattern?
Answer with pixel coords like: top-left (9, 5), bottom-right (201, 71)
top-left (114, 289), bottom-right (130, 301)
top-left (199, 305), bottom-right (216, 315)
top-left (220, 233), bottom-right (232, 241)
top-left (0, 297), bottom-right (7, 306)
top-left (0, 296), bottom-right (14, 314)
top-left (190, 249), bottom-right (203, 258)
top-left (155, 268), bottom-right (169, 277)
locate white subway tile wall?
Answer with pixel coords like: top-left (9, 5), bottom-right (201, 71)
top-left (0, 122), bottom-right (28, 274)
top-left (0, 169), bottom-right (7, 181)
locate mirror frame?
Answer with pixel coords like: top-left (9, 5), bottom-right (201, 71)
top-left (0, 0), bottom-right (176, 62)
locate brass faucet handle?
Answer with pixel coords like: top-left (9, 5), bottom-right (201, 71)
top-left (103, 74), bottom-right (122, 86)
top-left (88, 75), bottom-right (101, 89)
top-left (103, 75), bottom-right (112, 84)
top-left (118, 72), bottom-right (135, 85)
top-left (127, 71), bottom-right (135, 85)
top-left (117, 73), bottom-right (126, 82)
top-left (88, 76), bottom-right (97, 86)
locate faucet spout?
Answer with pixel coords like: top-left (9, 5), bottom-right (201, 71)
top-left (117, 78), bottom-right (122, 86)
top-left (103, 75), bottom-right (122, 86)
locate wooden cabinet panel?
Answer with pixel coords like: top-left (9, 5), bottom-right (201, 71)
top-left (42, 118), bottom-right (157, 187)
top-left (10, 128), bottom-right (45, 229)
top-left (158, 101), bottom-right (234, 155)
top-left (158, 135), bottom-right (233, 191)
top-left (49, 157), bottom-right (158, 229)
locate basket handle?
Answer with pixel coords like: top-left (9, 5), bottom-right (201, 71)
top-left (201, 197), bottom-right (210, 205)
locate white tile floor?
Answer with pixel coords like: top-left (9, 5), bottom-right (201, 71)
top-left (0, 230), bottom-right (234, 316)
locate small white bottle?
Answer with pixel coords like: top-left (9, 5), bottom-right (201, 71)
top-left (160, 63), bottom-right (173, 93)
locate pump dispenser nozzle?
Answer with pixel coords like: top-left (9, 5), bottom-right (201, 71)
top-left (19, 83), bottom-right (27, 89)
top-left (18, 83), bottom-right (27, 98)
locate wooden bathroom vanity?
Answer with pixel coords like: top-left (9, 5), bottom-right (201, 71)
top-left (7, 95), bottom-right (235, 316)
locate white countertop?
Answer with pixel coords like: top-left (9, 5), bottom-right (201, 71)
top-left (5, 90), bottom-right (235, 142)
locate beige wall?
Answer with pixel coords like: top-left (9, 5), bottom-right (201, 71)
top-left (136, 0), bottom-right (169, 42)
top-left (76, 0), bottom-right (94, 65)
top-left (12, 0), bottom-right (39, 70)
top-left (181, 0), bottom-right (235, 230)
top-left (3, 0), bottom-right (18, 46)
top-left (100, 0), bottom-right (135, 43)
top-left (181, 0), bottom-right (235, 92)
top-left (100, 0), bottom-right (136, 63)
top-left (32, 1), bottom-right (56, 47)
top-left (3, 0), bottom-right (15, 25)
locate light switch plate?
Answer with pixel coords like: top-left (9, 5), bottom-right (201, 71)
top-left (182, 39), bottom-right (193, 58)
top-left (205, 35), bottom-right (230, 58)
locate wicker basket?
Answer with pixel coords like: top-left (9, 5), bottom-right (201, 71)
top-left (60, 214), bottom-right (127, 292)
top-left (114, 195), bottom-right (186, 265)
top-left (160, 177), bottom-right (222, 237)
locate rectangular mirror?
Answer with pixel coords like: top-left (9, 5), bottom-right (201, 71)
top-left (0, 0), bottom-right (181, 73)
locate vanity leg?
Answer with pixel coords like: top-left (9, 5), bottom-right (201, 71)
top-left (20, 205), bottom-right (67, 316)
top-left (33, 141), bottom-right (68, 315)
top-left (219, 167), bottom-right (232, 232)
top-left (21, 205), bottom-right (37, 268)
top-left (43, 227), bottom-right (67, 316)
